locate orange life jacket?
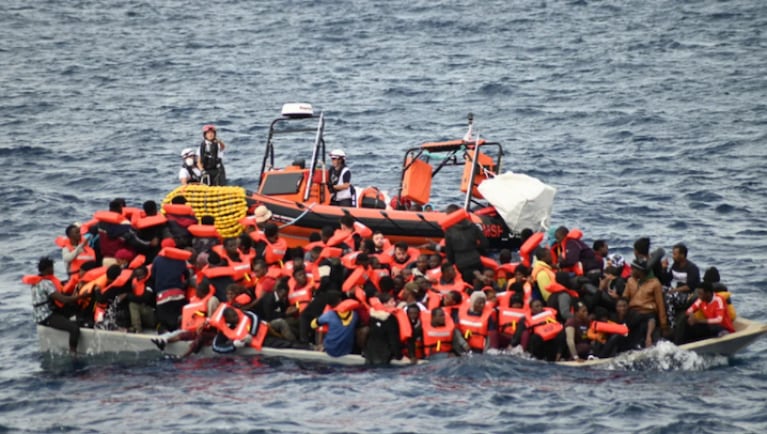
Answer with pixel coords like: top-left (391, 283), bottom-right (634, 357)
top-left (531, 263), bottom-right (579, 300)
top-left (500, 278), bottom-right (533, 307)
top-left (158, 247), bottom-right (193, 262)
top-left (519, 232), bottom-right (543, 268)
top-left (420, 310), bottom-right (455, 357)
top-left (211, 245), bottom-right (250, 272)
top-left (133, 214), bottom-right (168, 230)
top-left (181, 290), bottom-right (214, 332)
top-left (263, 237), bottom-right (288, 266)
top-left (497, 305), bottom-right (528, 336)
top-left (187, 224), bottom-right (220, 239)
top-left (456, 303), bottom-right (495, 351)
top-left (342, 266), bottom-right (370, 293)
top-left (162, 203), bottom-right (195, 216)
top-left (22, 274), bottom-right (65, 308)
top-left (208, 303), bottom-right (269, 350)
top-left (527, 308), bottom-right (564, 341)
top-left (368, 298), bottom-right (413, 343)
top-left (556, 229), bottom-right (585, 276)
top-left (55, 237), bottom-right (97, 275)
top-left (287, 276), bottom-right (315, 312)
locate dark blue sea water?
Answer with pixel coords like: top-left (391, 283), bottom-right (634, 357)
top-left (2, 0), bottom-right (767, 432)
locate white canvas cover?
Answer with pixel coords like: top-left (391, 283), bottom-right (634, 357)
top-left (477, 171), bottom-right (556, 232)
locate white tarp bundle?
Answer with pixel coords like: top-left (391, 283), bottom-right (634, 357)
top-left (477, 171), bottom-right (556, 232)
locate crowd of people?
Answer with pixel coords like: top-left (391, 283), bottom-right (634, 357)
top-left (25, 145), bottom-right (738, 363)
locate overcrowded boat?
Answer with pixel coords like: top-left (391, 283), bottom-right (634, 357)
top-left (26, 104), bottom-right (767, 368)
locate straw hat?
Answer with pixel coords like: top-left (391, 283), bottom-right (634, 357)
top-left (254, 205), bottom-right (273, 223)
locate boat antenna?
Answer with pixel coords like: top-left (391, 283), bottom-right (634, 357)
top-left (304, 111), bottom-right (325, 202)
top-left (464, 127), bottom-right (480, 211)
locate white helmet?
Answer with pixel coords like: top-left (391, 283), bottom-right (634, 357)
top-left (329, 149), bottom-right (346, 159)
top-left (180, 148), bottom-right (195, 158)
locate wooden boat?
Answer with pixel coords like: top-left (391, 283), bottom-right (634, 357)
top-left (36, 325), bottom-right (415, 366)
top-left (38, 317), bottom-right (766, 367)
top-left (243, 104), bottom-right (528, 252)
top-left (556, 317), bottom-right (767, 368)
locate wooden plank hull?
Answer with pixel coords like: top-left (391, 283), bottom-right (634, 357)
top-left (556, 317), bottom-right (767, 368)
top-left (36, 325), bottom-right (414, 366)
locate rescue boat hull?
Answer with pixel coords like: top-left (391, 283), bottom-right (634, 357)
top-left (556, 318), bottom-right (767, 368)
top-left (250, 193), bottom-right (521, 252)
top-left (36, 325), bottom-right (415, 366)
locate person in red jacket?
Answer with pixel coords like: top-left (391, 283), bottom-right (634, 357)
top-left (675, 282), bottom-right (734, 344)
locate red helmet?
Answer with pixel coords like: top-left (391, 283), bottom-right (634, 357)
top-left (202, 124), bottom-right (217, 134)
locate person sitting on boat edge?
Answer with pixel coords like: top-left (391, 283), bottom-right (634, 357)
top-left (25, 256), bottom-right (86, 356)
top-left (328, 149), bottom-right (354, 207)
top-left (178, 147), bottom-right (202, 185)
top-left (197, 124), bottom-right (226, 186)
top-left (312, 295), bottom-right (360, 357)
top-left (674, 281), bottom-right (734, 344)
top-left (363, 293), bottom-right (405, 365)
top-left (456, 290), bottom-right (499, 353)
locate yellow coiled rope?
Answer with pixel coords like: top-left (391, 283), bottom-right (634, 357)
top-left (162, 185), bottom-right (248, 239)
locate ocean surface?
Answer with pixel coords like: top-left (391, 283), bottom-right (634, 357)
top-left (2, 0), bottom-right (766, 432)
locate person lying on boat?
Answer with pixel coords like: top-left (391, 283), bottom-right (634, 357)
top-left (197, 124), bottom-right (226, 186)
top-left (25, 256), bottom-right (86, 356)
top-left (328, 149), bottom-right (354, 207)
top-left (178, 148), bottom-right (202, 185)
top-left (673, 282), bottom-right (734, 345)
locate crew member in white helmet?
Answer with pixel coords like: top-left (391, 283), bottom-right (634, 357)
top-left (178, 148), bottom-right (202, 185)
top-left (328, 149), bottom-right (354, 207)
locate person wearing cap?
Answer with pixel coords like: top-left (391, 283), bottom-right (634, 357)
top-left (197, 124), bottom-right (226, 186)
top-left (178, 148), bottom-right (202, 185)
top-left (328, 149), bottom-right (354, 207)
top-left (623, 257), bottom-right (668, 349)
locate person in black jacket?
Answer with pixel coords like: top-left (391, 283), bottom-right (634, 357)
top-left (443, 204), bottom-right (488, 284)
top-left (363, 293), bottom-right (403, 365)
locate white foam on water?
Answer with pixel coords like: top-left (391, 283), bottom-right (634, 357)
top-left (603, 340), bottom-right (730, 371)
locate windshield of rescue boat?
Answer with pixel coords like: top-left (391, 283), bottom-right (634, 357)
top-left (265, 115), bottom-right (329, 173)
